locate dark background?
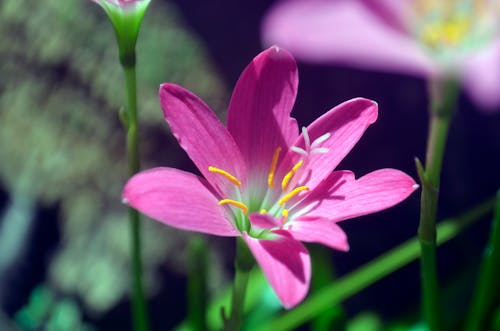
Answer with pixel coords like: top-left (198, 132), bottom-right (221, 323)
top-left (0, 0), bottom-right (499, 330)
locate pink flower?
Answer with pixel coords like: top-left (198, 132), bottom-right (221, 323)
top-left (262, 0), bottom-right (500, 111)
top-left (122, 47), bottom-right (417, 308)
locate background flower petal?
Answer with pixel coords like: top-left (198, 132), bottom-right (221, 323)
top-left (123, 167), bottom-right (239, 236)
top-left (285, 218), bottom-right (349, 251)
top-left (243, 231), bottom-right (311, 309)
top-left (300, 169), bottom-right (418, 222)
top-left (227, 46), bottom-right (299, 198)
top-left (262, 0), bottom-right (435, 76)
top-left (159, 83), bottom-right (246, 195)
top-left (461, 40), bottom-right (500, 112)
top-left (362, 0), bottom-right (412, 32)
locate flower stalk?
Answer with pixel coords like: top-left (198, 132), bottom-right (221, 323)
top-left (223, 237), bottom-right (255, 331)
top-left (89, 1), bottom-right (152, 330)
top-left (187, 236), bottom-right (209, 331)
top-left (416, 78), bottom-right (459, 331)
top-left (309, 247), bottom-right (345, 331)
top-left (124, 60), bottom-right (149, 331)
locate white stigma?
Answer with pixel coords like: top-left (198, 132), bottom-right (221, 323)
top-left (292, 127), bottom-right (332, 157)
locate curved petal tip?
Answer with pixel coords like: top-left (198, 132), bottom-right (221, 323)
top-left (243, 232), bottom-right (311, 309)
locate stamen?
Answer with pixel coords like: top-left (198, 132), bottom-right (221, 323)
top-left (267, 147), bottom-right (282, 188)
top-left (281, 209), bottom-right (289, 222)
top-left (278, 186), bottom-right (309, 205)
top-left (218, 199), bottom-right (248, 215)
top-left (260, 209), bottom-right (267, 214)
top-left (281, 160), bottom-right (303, 190)
top-left (208, 166), bottom-right (241, 187)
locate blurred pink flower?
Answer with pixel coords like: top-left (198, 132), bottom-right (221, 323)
top-left (91, 0), bottom-right (150, 10)
top-left (122, 47), bottom-right (417, 308)
top-left (262, 0), bottom-right (500, 111)
top-left (90, 0), bottom-right (151, 66)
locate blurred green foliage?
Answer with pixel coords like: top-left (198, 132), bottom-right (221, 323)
top-left (15, 285), bottom-right (97, 331)
top-left (0, 0), bottom-right (230, 316)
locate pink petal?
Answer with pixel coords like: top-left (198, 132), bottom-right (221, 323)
top-left (285, 218), bottom-right (349, 252)
top-left (159, 83), bottom-right (246, 195)
top-left (227, 47), bottom-right (299, 196)
top-left (248, 213), bottom-right (280, 229)
top-left (279, 98), bottom-right (378, 191)
top-left (123, 167), bottom-right (239, 237)
top-left (461, 40), bottom-right (500, 112)
top-left (299, 169), bottom-right (418, 222)
top-left (243, 231), bottom-right (311, 309)
top-left (262, 0), bottom-right (436, 77)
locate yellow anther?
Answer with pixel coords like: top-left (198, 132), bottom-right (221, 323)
top-left (260, 209), bottom-right (267, 214)
top-left (218, 199), bottom-right (248, 215)
top-left (442, 19), bottom-right (468, 45)
top-left (267, 147), bottom-right (282, 188)
top-left (281, 209), bottom-right (289, 222)
top-left (208, 166), bottom-right (241, 187)
top-left (278, 185), bottom-right (309, 206)
top-left (420, 17), bottom-right (470, 48)
top-left (281, 160), bottom-right (303, 191)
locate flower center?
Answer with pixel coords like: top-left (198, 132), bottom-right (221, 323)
top-left (412, 0), bottom-right (498, 58)
top-left (209, 127), bottom-right (330, 235)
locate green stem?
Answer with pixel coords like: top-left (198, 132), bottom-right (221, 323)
top-left (187, 236), bottom-right (209, 331)
top-left (123, 63), bottom-right (149, 331)
top-left (464, 191), bottom-right (500, 331)
top-left (253, 198), bottom-right (494, 331)
top-left (125, 65), bottom-right (140, 173)
top-left (309, 247), bottom-right (345, 331)
top-left (417, 79), bottom-right (459, 331)
top-left (223, 238), bottom-right (254, 331)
